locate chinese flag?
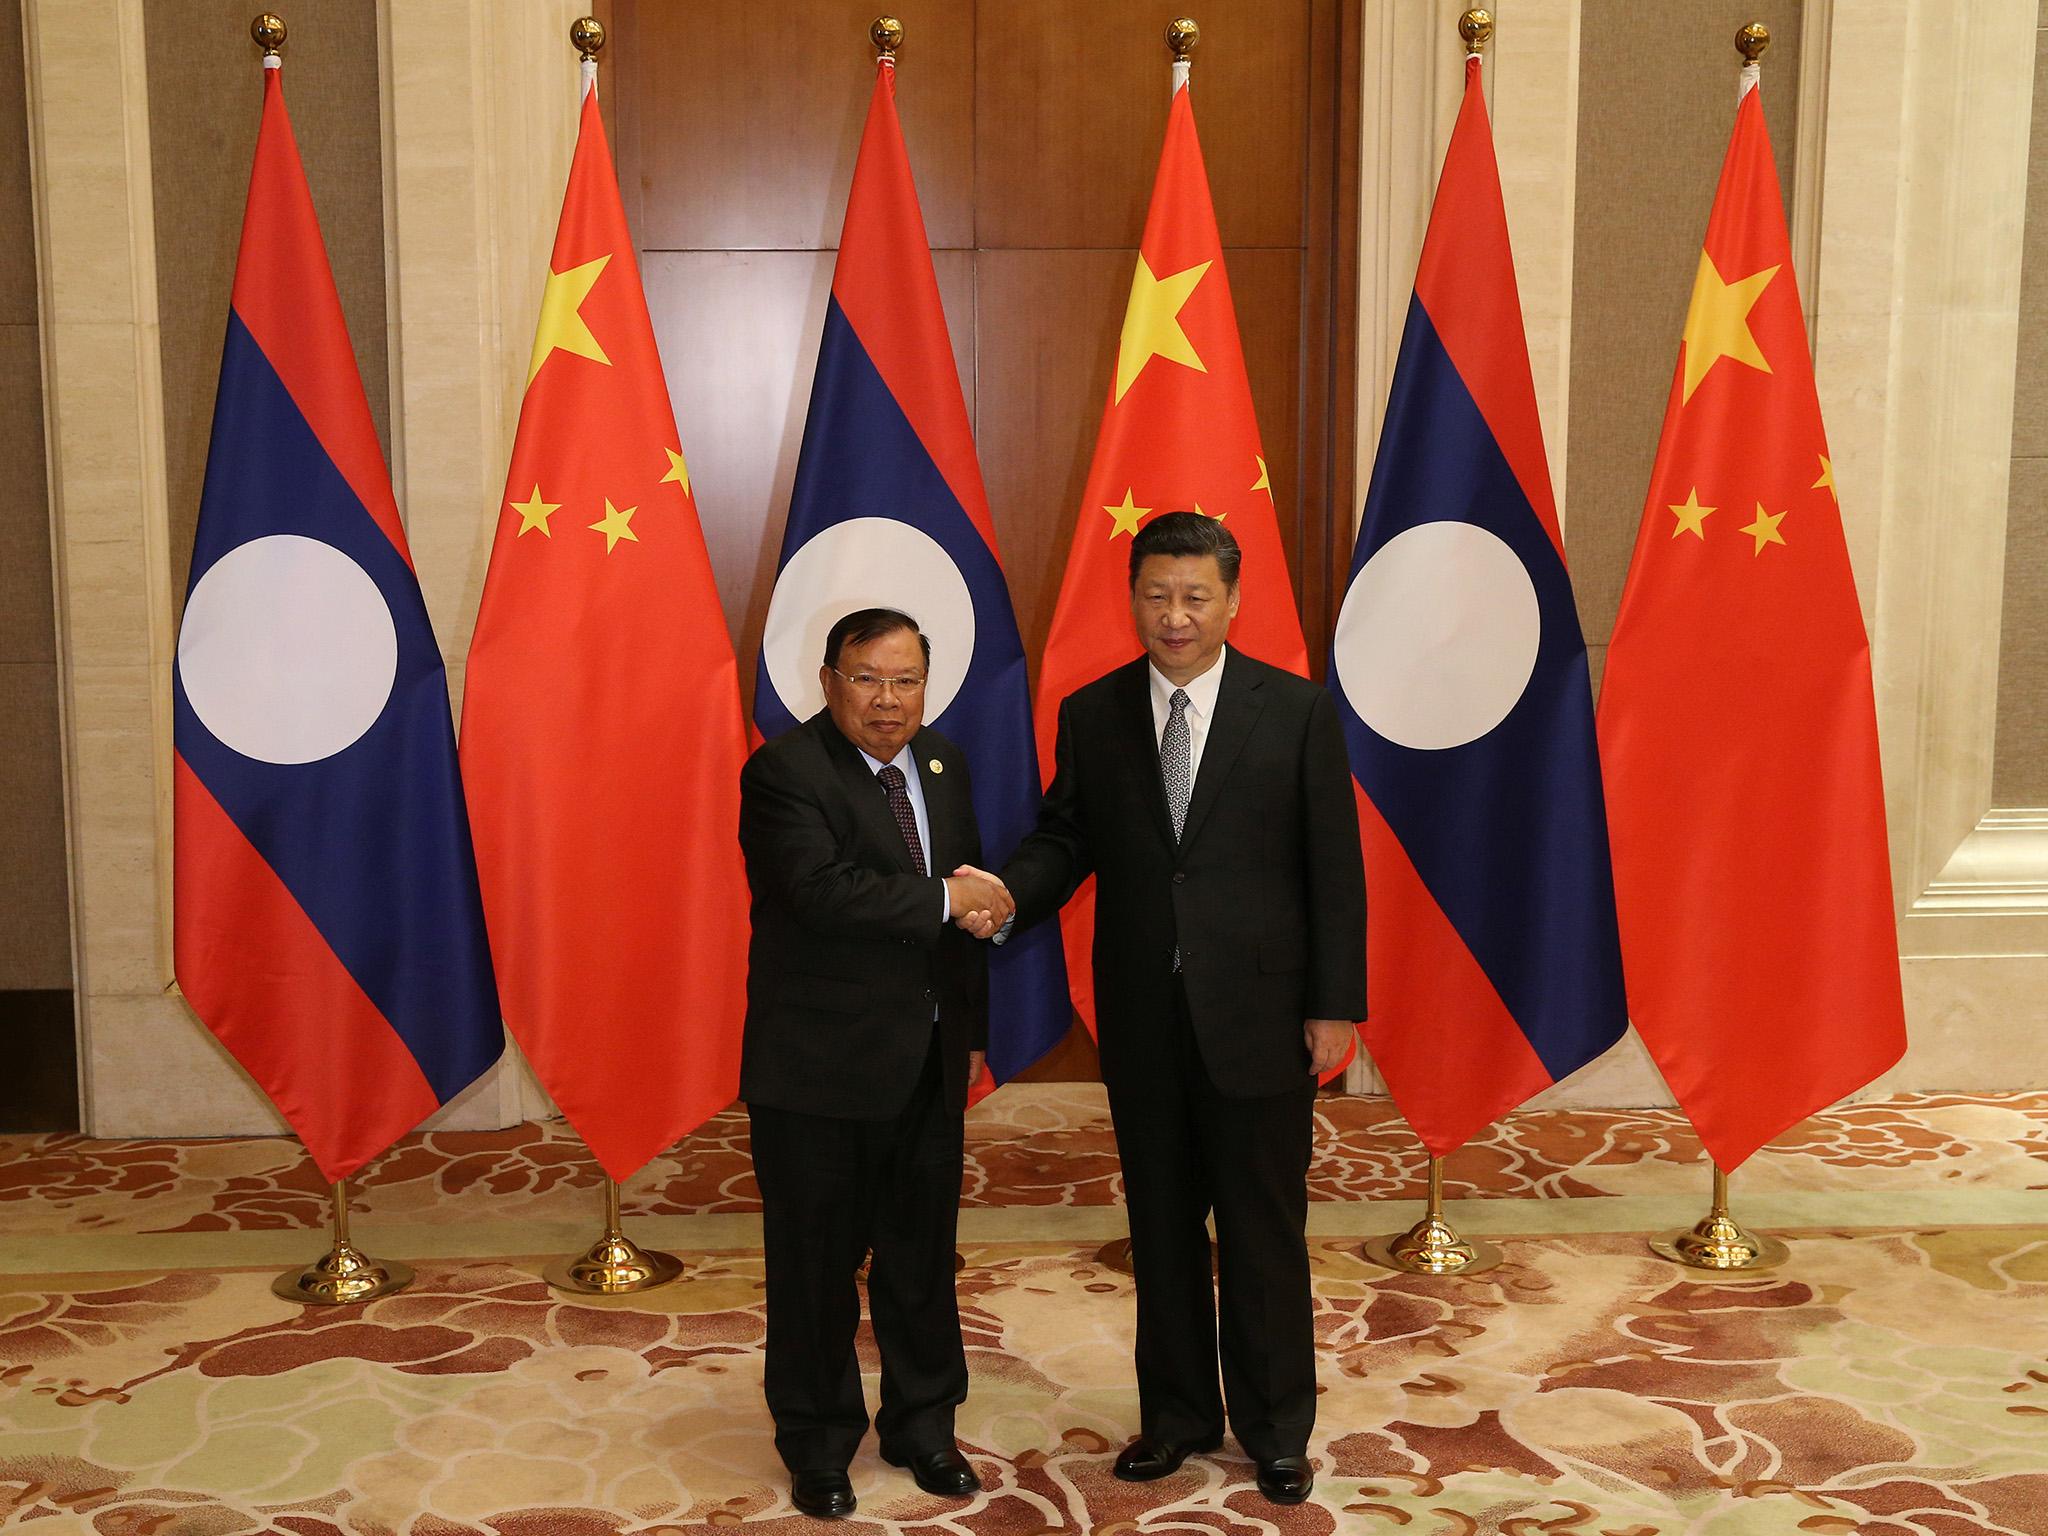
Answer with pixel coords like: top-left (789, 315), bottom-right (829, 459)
top-left (461, 80), bottom-right (750, 1183)
top-left (1597, 73), bottom-right (1905, 1172)
top-left (1036, 72), bottom-right (1309, 1037)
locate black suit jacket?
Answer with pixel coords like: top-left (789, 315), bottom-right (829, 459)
top-left (1003, 650), bottom-right (1367, 1097)
top-left (738, 711), bottom-right (988, 1120)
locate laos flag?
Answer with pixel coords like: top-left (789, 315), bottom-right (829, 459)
top-left (1328, 52), bottom-right (1625, 1157)
top-left (172, 58), bottom-right (502, 1184)
top-left (752, 54), bottom-right (1068, 1087)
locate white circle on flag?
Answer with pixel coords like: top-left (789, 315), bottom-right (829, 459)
top-left (762, 517), bottom-right (976, 721)
top-left (178, 533), bottom-right (399, 765)
top-left (1334, 521), bottom-right (1540, 750)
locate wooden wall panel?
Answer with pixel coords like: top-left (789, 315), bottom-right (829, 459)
top-left (976, 247), bottom-right (1136, 676)
top-left (976, 0), bottom-right (1310, 250)
top-left (617, 0), bottom-right (1357, 1079)
top-left (614, 0), bottom-right (974, 251)
top-left (644, 248), bottom-right (977, 710)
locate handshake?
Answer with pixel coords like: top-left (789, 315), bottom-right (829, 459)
top-left (944, 864), bottom-right (1013, 941)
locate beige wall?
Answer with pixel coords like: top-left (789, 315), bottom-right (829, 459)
top-left (17, 0), bottom-right (2048, 1139)
top-left (1995, 16), bottom-right (2048, 806)
top-left (145, 0), bottom-right (390, 609)
top-left (1565, 1), bottom-right (1803, 682)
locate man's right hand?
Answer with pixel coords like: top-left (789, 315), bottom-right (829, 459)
top-left (946, 865), bottom-right (1014, 939)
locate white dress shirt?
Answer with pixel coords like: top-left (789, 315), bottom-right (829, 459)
top-left (857, 741), bottom-right (948, 922)
top-left (1148, 644), bottom-right (1227, 781)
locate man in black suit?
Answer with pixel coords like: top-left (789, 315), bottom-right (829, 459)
top-left (976, 512), bottom-right (1366, 1505)
top-left (739, 608), bottom-right (1012, 1521)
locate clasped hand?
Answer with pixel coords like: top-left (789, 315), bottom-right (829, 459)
top-left (945, 864), bottom-right (1013, 940)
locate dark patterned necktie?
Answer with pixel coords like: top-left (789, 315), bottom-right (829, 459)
top-left (876, 763), bottom-right (927, 875)
top-left (1161, 688), bottom-right (1192, 842)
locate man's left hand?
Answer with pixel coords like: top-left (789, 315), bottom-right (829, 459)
top-left (967, 1050), bottom-right (986, 1094)
top-left (1304, 1019), bottom-right (1353, 1077)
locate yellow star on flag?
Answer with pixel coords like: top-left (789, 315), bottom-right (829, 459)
top-left (1194, 501), bottom-right (1225, 522)
top-left (1105, 488), bottom-right (1150, 539)
top-left (660, 446), bottom-right (691, 497)
top-left (1680, 251), bottom-right (1779, 403)
top-left (1251, 456), bottom-right (1271, 498)
top-left (1812, 454), bottom-right (1836, 503)
top-left (589, 498), bottom-right (639, 553)
top-left (1740, 502), bottom-right (1788, 555)
top-left (1114, 255), bottom-right (1211, 403)
top-left (509, 485), bottom-right (560, 538)
top-left (527, 254), bottom-right (612, 385)
top-left (1669, 487), bottom-right (1715, 540)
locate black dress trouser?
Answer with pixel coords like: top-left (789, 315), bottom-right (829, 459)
top-left (1104, 980), bottom-right (1318, 1461)
top-left (748, 1029), bottom-right (967, 1473)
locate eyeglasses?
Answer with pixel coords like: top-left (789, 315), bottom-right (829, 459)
top-left (829, 668), bottom-right (928, 696)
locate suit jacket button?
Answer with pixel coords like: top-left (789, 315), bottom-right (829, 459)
top-left (923, 987), bottom-right (935, 1002)
top-left (1173, 871), bottom-right (1187, 884)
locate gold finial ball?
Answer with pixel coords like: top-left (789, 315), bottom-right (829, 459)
top-left (871, 16), bottom-right (904, 55)
top-left (1459, 9), bottom-right (1494, 51)
top-left (250, 12), bottom-right (286, 53)
top-left (570, 16), bottom-right (605, 60)
top-left (1166, 17), bottom-right (1200, 58)
top-left (1736, 21), bottom-right (1770, 62)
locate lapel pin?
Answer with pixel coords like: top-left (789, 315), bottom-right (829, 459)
top-left (928, 758), bottom-right (944, 774)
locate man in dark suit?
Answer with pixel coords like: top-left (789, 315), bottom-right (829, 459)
top-left (739, 607), bottom-right (1012, 1521)
top-left (977, 512), bottom-right (1366, 1505)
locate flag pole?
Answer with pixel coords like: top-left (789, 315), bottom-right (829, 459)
top-left (250, 10), bottom-right (285, 60)
top-left (545, 1173), bottom-right (684, 1294)
top-left (1167, 15), bottom-right (1198, 90)
top-left (1651, 1162), bottom-right (1788, 1270)
top-left (1362, 1149), bottom-right (1501, 1276)
top-left (1642, 20), bottom-right (1792, 1279)
top-left (274, 1178), bottom-right (415, 1304)
top-left (245, 9), bottom-right (412, 1313)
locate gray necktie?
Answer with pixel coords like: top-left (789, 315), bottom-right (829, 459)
top-left (1162, 688), bottom-right (1191, 973)
top-left (1161, 687), bottom-right (1192, 841)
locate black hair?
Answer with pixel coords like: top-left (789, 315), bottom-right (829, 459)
top-left (823, 607), bottom-right (932, 669)
top-left (1128, 510), bottom-right (1242, 588)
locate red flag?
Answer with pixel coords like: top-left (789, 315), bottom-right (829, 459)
top-left (460, 78), bottom-right (750, 1182)
top-left (1035, 72), bottom-right (1309, 1038)
top-left (174, 60), bottom-right (503, 1184)
top-left (1596, 73), bottom-right (1905, 1171)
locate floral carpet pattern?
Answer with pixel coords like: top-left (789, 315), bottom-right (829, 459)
top-left (2, 1087), bottom-right (2045, 1234)
top-left (4, 1092), bottom-right (2048, 1533)
top-left (3, 1231), bottom-right (2047, 1534)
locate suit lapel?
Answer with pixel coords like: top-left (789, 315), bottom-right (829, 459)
top-left (1115, 661), bottom-right (1177, 851)
top-left (920, 737), bottom-right (968, 876)
top-left (814, 714), bottom-right (918, 876)
top-left (1178, 650), bottom-right (1264, 852)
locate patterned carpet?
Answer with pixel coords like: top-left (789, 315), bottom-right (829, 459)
top-left (4, 1086), bottom-right (2044, 1234)
top-left (4, 1089), bottom-right (2048, 1534)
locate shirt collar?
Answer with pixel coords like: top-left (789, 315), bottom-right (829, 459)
top-left (856, 742), bottom-right (915, 777)
top-left (1149, 644), bottom-right (1228, 720)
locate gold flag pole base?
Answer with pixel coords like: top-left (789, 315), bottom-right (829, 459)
top-left (544, 1177), bottom-right (683, 1295)
top-left (1362, 1155), bottom-right (1502, 1277)
top-left (273, 1180), bottom-right (413, 1305)
top-left (1650, 1164), bottom-right (1788, 1271)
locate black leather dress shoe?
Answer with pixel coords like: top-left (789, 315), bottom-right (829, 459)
top-left (882, 1444), bottom-right (981, 1496)
top-left (1255, 1456), bottom-right (1314, 1504)
top-left (1111, 1433), bottom-right (1224, 1481)
top-left (790, 1468), bottom-right (856, 1519)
